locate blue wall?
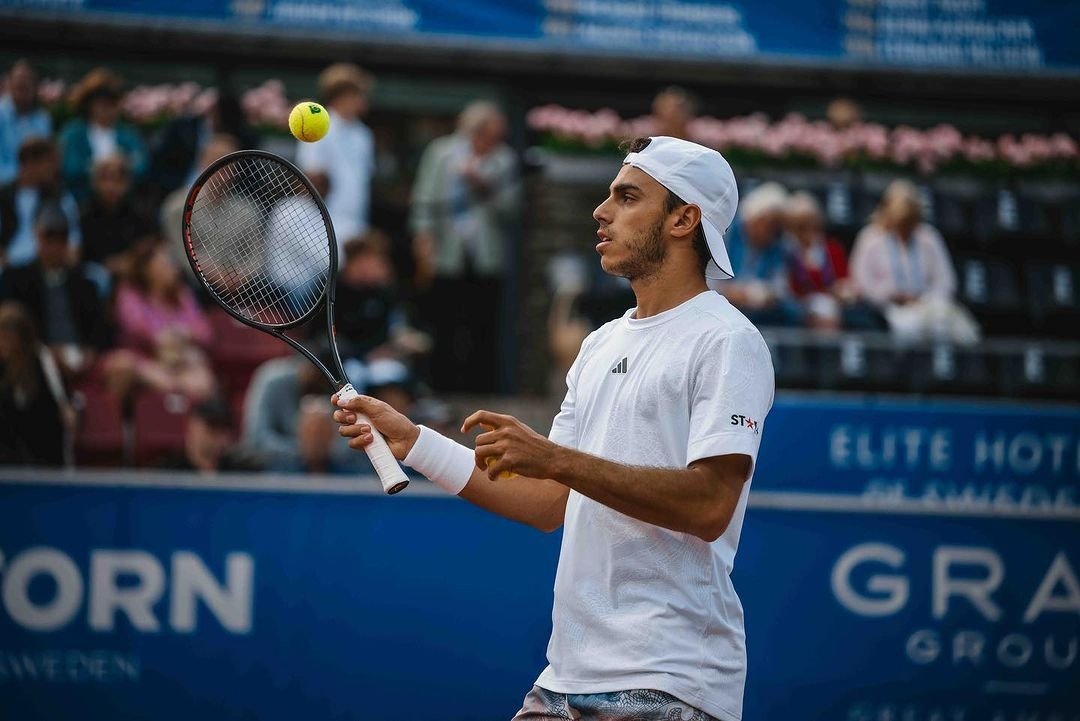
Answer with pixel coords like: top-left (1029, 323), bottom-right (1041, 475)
top-left (0, 395), bottom-right (1077, 720)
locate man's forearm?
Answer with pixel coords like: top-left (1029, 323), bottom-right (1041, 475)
top-left (549, 447), bottom-right (746, 541)
top-left (459, 469), bottom-right (568, 533)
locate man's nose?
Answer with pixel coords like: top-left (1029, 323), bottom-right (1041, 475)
top-left (593, 197), bottom-right (612, 225)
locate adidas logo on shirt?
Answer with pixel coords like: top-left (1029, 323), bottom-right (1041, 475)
top-left (610, 357), bottom-right (628, 374)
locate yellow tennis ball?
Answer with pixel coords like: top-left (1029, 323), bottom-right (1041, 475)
top-left (289, 101), bottom-right (330, 142)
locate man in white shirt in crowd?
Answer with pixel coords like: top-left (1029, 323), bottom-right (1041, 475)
top-left (333, 136), bottom-right (774, 721)
top-left (295, 62), bottom-right (375, 252)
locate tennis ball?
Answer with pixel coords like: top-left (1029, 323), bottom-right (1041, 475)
top-left (289, 101), bottom-right (330, 142)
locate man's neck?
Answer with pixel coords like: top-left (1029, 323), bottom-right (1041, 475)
top-left (630, 265), bottom-right (708, 319)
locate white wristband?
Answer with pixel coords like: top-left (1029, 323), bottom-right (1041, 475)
top-left (403, 425), bottom-right (475, 496)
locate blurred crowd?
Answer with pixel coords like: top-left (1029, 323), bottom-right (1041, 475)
top-left (0, 59), bottom-right (520, 470)
top-left (1, 60), bottom-right (985, 470)
top-left (550, 87), bottom-right (981, 382)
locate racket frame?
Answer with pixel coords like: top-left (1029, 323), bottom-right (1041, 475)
top-left (182, 149), bottom-right (409, 494)
top-left (181, 149), bottom-right (351, 389)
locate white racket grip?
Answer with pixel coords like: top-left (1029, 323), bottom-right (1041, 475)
top-left (337, 383), bottom-right (410, 495)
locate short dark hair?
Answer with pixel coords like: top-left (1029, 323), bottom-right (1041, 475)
top-left (621, 136), bottom-right (711, 274)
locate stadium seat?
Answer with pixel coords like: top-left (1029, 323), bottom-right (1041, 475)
top-left (816, 335), bottom-right (902, 392)
top-left (933, 175), bottom-right (986, 237)
top-left (997, 344), bottom-right (1080, 400)
top-left (72, 383), bottom-right (128, 466)
top-left (1025, 261), bottom-right (1080, 337)
top-left (132, 391), bottom-right (192, 466)
top-left (906, 344), bottom-right (996, 397)
top-left (955, 255), bottom-right (1027, 334)
top-left (207, 308), bottom-right (292, 397)
top-left (762, 333), bottom-right (817, 390)
top-left (1016, 181), bottom-right (1080, 241)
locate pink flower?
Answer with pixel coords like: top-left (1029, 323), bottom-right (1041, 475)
top-left (38, 79), bottom-right (66, 106)
top-left (1049, 133), bottom-right (1078, 159)
top-left (523, 103), bottom-right (1078, 174)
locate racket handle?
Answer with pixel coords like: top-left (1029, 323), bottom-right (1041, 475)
top-left (337, 383), bottom-right (410, 495)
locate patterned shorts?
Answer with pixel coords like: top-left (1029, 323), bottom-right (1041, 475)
top-left (511, 685), bottom-right (720, 721)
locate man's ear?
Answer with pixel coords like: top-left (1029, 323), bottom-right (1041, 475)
top-left (670, 203), bottom-right (702, 241)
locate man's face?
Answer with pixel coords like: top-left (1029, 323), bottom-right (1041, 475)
top-left (471, 116), bottom-right (506, 157)
top-left (342, 248), bottom-right (392, 287)
top-left (652, 94), bottom-right (690, 136)
top-left (92, 161), bottom-right (129, 207)
top-left (744, 213), bottom-right (779, 249)
top-left (89, 96), bottom-right (120, 127)
top-left (8, 65), bottom-right (36, 113)
top-left (21, 153), bottom-right (58, 188)
top-left (36, 229), bottom-right (69, 269)
top-left (786, 211), bottom-right (821, 247)
top-left (334, 88), bottom-right (368, 120)
top-left (592, 165), bottom-right (670, 281)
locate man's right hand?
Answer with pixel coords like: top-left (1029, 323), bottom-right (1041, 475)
top-left (332, 393), bottom-right (420, 461)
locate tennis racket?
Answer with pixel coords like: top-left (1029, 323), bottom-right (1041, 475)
top-left (181, 149), bottom-right (409, 495)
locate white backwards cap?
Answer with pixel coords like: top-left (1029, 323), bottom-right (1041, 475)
top-left (623, 136), bottom-right (739, 280)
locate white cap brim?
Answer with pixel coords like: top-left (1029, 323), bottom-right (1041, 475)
top-left (702, 215), bottom-right (734, 281)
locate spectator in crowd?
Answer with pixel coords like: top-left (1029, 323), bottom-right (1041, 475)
top-left (651, 86), bottom-right (699, 140)
top-left (0, 204), bottom-right (106, 379)
top-left (242, 348), bottom-right (369, 474)
top-left (336, 230), bottom-right (430, 365)
top-left (151, 92), bottom-right (258, 197)
top-left (716, 181), bottom-right (803, 327)
top-left (410, 100), bottom-right (520, 392)
top-left (296, 62), bottom-right (375, 249)
top-left (158, 397), bottom-right (259, 473)
top-left (544, 253), bottom-right (592, 392)
top-left (59, 68), bottom-right (148, 201)
top-left (850, 180), bottom-right (979, 344)
top-left (0, 59), bottom-right (52, 185)
top-left (0, 301), bottom-right (74, 466)
top-left (783, 191), bottom-right (884, 331)
top-left (105, 243), bottom-right (215, 404)
top-left (363, 358), bottom-right (415, 418)
top-left (343, 357), bottom-right (431, 479)
top-left (0, 138), bottom-right (81, 268)
top-left (80, 154), bottom-right (154, 278)
top-left (160, 132), bottom-right (239, 277)
top-left (826, 97), bottom-right (863, 131)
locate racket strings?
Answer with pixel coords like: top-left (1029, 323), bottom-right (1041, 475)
top-left (186, 156), bottom-right (332, 326)
top-left (207, 160), bottom-right (324, 319)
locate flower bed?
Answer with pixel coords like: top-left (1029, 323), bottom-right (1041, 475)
top-left (527, 104), bottom-right (1080, 179)
top-left (38, 78), bottom-right (292, 132)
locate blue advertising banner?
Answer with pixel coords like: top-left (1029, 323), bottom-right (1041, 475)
top-left (756, 396), bottom-right (1080, 508)
top-left (1, 0), bottom-right (1079, 73)
top-left (0, 395), bottom-right (1077, 720)
top-left (738, 506), bottom-right (1079, 721)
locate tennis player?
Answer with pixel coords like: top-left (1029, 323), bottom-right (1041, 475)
top-left (334, 136), bottom-right (774, 721)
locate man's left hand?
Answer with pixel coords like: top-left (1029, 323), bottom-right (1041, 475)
top-left (462, 410), bottom-right (561, 481)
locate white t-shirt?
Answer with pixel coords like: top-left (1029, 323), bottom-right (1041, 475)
top-left (295, 111), bottom-right (374, 252)
top-left (87, 124), bottom-right (119, 164)
top-left (536, 290), bottom-right (774, 721)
